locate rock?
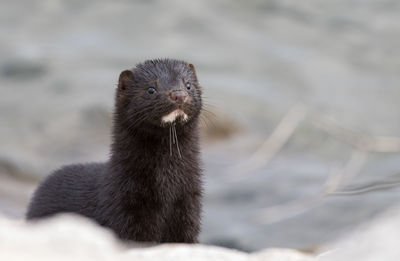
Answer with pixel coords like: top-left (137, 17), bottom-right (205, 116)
top-left (3, 207), bottom-right (400, 260)
top-left (319, 207), bottom-right (400, 261)
top-left (0, 214), bottom-right (312, 261)
top-left (253, 248), bottom-right (314, 261)
top-left (0, 214), bottom-right (124, 261)
top-left (125, 245), bottom-right (250, 261)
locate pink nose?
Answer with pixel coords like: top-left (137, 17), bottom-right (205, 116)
top-left (169, 90), bottom-right (188, 104)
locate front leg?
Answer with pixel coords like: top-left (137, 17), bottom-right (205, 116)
top-left (99, 197), bottom-right (164, 242)
top-left (119, 208), bottom-right (164, 242)
top-left (163, 193), bottom-right (201, 243)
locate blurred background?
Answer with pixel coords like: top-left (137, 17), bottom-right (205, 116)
top-left (1, 0), bottom-right (400, 253)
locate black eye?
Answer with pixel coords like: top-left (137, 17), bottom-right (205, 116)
top-left (185, 82), bottom-right (191, 90)
top-left (147, 87), bottom-right (156, 94)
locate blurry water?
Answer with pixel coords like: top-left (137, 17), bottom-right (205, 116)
top-left (0, 0), bottom-right (400, 251)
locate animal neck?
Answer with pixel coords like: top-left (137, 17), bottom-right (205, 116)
top-left (109, 116), bottom-right (199, 180)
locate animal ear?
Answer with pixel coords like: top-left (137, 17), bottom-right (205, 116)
top-left (118, 69), bottom-right (134, 91)
top-left (187, 63), bottom-right (198, 81)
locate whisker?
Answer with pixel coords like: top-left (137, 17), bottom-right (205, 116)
top-left (202, 108), bottom-right (218, 119)
top-left (169, 125), bottom-right (172, 156)
top-left (172, 124), bottom-right (176, 145)
top-left (200, 114), bottom-right (215, 130)
top-left (202, 99), bottom-right (219, 109)
top-left (173, 124), bottom-right (182, 158)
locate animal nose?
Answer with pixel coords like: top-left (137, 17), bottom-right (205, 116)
top-left (169, 90), bottom-right (188, 104)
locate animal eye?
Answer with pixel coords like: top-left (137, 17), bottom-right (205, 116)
top-left (185, 82), bottom-right (191, 90)
top-left (147, 87), bottom-right (156, 94)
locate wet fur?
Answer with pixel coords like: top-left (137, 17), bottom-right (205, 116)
top-left (27, 59), bottom-right (203, 243)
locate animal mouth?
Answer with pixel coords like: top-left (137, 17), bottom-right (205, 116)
top-left (161, 109), bottom-right (189, 124)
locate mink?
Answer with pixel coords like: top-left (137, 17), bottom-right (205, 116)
top-left (26, 58), bottom-right (203, 243)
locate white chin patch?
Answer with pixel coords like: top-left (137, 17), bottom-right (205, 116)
top-left (162, 109), bottom-right (188, 124)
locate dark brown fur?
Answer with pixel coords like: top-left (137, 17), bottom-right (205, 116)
top-left (26, 58), bottom-right (203, 243)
